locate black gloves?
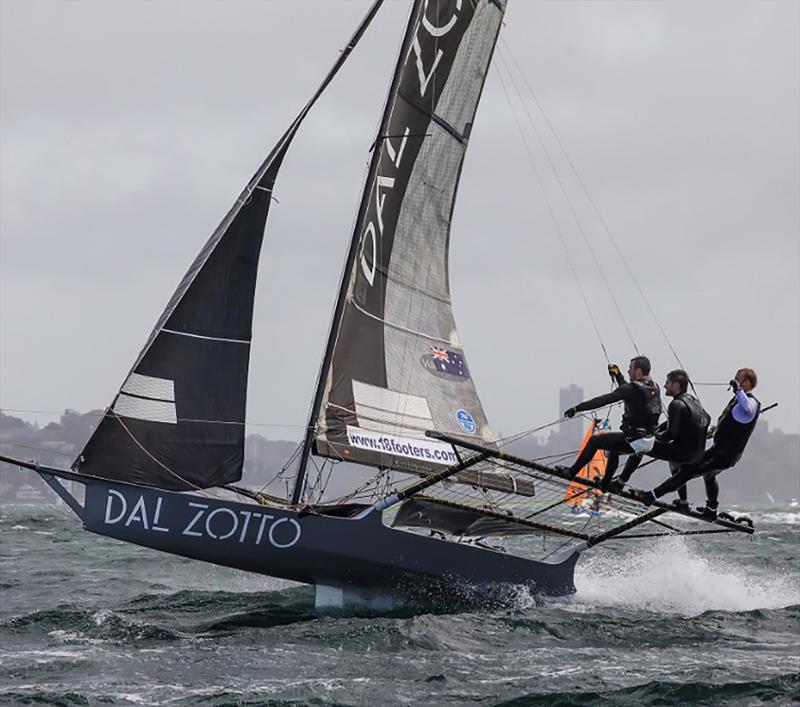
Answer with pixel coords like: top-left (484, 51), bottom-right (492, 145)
top-left (564, 407), bottom-right (577, 419)
top-left (729, 378), bottom-right (740, 393)
top-left (608, 363), bottom-right (624, 386)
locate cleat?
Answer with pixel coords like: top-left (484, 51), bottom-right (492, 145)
top-left (695, 505), bottom-right (717, 520)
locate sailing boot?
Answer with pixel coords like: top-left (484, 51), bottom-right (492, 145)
top-left (607, 478), bottom-right (626, 494)
top-left (672, 498), bottom-right (691, 513)
top-left (695, 504), bottom-right (717, 520)
top-left (630, 489), bottom-right (655, 506)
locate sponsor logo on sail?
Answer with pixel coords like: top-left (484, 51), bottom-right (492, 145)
top-left (358, 0), bottom-right (464, 289)
top-left (420, 346), bottom-right (471, 381)
top-left (345, 425), bottom-right (458, 464)
top-left (455, 409), bottom-right (476, 434)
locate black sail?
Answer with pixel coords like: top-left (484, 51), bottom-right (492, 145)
top-left (74, 1), bottom-right (384, 491)
top-left (308, 0), bottom-right (506, 482)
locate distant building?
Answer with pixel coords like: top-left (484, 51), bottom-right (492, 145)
top-left (557, 384), bottom-right (584, 451)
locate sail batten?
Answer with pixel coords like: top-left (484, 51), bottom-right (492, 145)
top-left (305, 0), bottom-right (507, 489)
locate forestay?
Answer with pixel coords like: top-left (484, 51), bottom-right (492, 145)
top-left (73, 2), bottom-right (385, 491)
top-left (312, 0), bottom-right (507, 477)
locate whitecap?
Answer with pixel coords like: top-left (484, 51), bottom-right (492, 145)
top-left (573, 536), bottom-right (800, 615)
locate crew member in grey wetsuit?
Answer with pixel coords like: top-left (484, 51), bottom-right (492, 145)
top-left (635, 368), bottom-right (760, 517)
top-left (561, 356), bottom-right (662, 490)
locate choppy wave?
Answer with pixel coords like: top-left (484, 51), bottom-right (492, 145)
top-left (575, 536), bottom-right (800, 615)
top-left (754, 510), bottom-right (800, 525)
top-left (495, 673), bottom-right (800, 706)
top-left (1, 605), bottom-right (180, 643)
top-left (2, 505), bottom-right (799, 706)
top-left (3, 674), bottom-right (798, 707)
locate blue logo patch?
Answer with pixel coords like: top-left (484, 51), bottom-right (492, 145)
top-left (456, 409), bottom-right (476, 434)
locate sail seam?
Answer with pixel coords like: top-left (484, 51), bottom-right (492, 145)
top-left (323, 402), bottom-right (431, 436)
top-left (105, 408), bottom-right (246, 426)
top-left (161, 328), bottom-right (251, 345)
top-left (118, 391), bottom-right (174, 405)
top-left (355, 403), bottom-right (432, 424)
top-left (350, 301), bottom-right (454, 345)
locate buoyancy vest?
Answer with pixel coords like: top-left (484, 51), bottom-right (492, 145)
top-left (713, 393), bottom-right (761, 462)
top-left (673, 393), bottom-right (711, 462)
top-left (621, 378), bottom-right (662, 438)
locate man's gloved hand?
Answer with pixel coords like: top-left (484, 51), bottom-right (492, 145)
top-left (564, 407), bottom-right (577, 419)
top-left (706, 424), bottom-right (717, 439)
top-left (608, 363), bottom-right (621, 377)
top-left (729, 378), bottom-right (740, 393)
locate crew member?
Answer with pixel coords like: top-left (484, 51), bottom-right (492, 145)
top-left (621, 369), bottom-right (709, 508)
top-left (633, 368), bottom-right (760, 517)
top-left (560, 356), bottom-right (662, 490)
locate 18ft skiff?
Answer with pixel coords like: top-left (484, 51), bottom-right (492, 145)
top-left (2, 0), bottom-right (754, 606)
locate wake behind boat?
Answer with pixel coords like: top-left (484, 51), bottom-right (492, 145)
top-left (1, 0), bottom-right (755, 608)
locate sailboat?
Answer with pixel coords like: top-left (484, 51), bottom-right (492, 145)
top-left (1, 0), bottom-right (754, 607)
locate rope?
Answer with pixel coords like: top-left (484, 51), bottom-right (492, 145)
top-left (109, 411), bottom-right (206, 493)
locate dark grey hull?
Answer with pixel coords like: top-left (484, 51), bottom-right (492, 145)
top-left (47, 473), bottom-right (579, 601)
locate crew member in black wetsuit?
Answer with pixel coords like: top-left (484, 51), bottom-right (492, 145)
top-left (559, 356), bottom-right (662, 490)
top-left (634, 368), bottom-right (761, 518)
top-left (623, 369), bottom-right (710, 509)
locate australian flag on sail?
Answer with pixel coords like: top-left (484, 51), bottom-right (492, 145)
top-left (427, 346), bottom-right (470, 379)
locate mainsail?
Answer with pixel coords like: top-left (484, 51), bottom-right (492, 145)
top-left (307, 0), bottom-right (507, 485)
top-left (72, 2), bottom-right (385, 491)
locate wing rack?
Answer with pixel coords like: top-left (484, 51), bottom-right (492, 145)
top-left (385, 431), bottom-right (755, 546)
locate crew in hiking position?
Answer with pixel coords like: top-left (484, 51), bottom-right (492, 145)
top-left (561, 356), bottom-right (662, 490)
top-left (619, 369), bottom-right (710, 508)
top-left (634, 368), bottom-right (760, 518)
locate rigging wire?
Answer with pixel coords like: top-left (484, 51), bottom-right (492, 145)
top-left (0, 441), bottom-right (74, 458)
top-left (495, 43), bottom-right (640, 356)
top-left (493, 58), bottom-right (610, 364)
top-left (497, 36), bottom-right (697, 395)
top-left (0, 407), bottom-right (307, 430)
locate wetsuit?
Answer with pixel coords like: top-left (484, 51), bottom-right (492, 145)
top-left (566, 374), bottom-right (661, 487)
top-left (630, 393), bottom-right (709, 500)
top-left (651, 391), bottom-right (760, 506)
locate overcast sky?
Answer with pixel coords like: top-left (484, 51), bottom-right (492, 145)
top-left (1, 0), bottom-right (798, 444)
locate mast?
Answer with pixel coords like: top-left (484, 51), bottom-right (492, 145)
top-left (292, 0), bottom-right (424, 505)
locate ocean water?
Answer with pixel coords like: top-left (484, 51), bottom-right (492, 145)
top-left (1, 504), bottom-right (797, 706)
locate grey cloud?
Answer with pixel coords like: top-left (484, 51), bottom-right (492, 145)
top-left (1, 0), bottom-right (797, 441)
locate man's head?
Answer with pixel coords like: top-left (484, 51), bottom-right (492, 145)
top-left (735, 368), bottom-right (758, 393)
top-left (628, 355), bottom-right (651, 382)
top-left (664, 369), bottom-right (689, 397)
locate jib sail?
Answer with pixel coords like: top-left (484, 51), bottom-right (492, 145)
top-left (73, 2), bottom-right (384, 491)
top-left (307, 0), bottom-right (507, 483)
